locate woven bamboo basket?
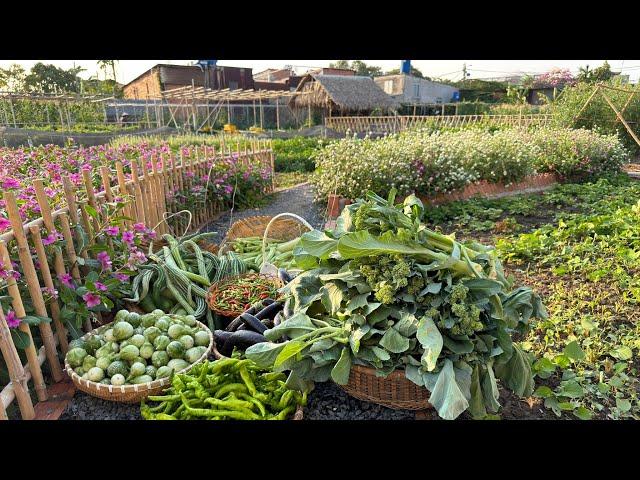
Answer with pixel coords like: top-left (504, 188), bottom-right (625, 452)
top-left (64, 318), bottom-right (213, 404)
top-left (338, 364), bottom-right (432, 411)
top-left (218, 214), bottom-right (313, 255)
top-left (206, 273), bottom-right (283, 318)
top-left (210, 337), bottom-right (303, 420)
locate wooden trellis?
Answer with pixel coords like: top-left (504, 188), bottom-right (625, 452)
top-left (574, 83), bottom-right (640, 148)
top-left (0, 140), bottom-right (275, 420)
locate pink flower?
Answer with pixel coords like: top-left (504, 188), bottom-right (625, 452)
top-left (82, 292), bottom-right (102, 308)
top-left (122, 231), bottom-right (134, 245)
top-left (0, 217), bottom-right (11, 231)
top-left (11, 270), bottom-right (20, 280)
top-left (41, 287), bottom-right (59, 299)
top-left (94, 282), bottom-right (108, 292)
top-left (42, 231), bottom-right (60, 245)
top-left (113, 273), bottom-right (129, 282)
top-left (104, 226), bottom-right (119, 236)
top-left (97, 251), bottom-right (112, 271)
top-left (133, 223), bottom-right (147, 233)
top-left (2, 177), bottom-right (20, 189)
top-left (5, 310), bottom-right (20, 328)
top-left (58, 273), bottom-right (74, 288)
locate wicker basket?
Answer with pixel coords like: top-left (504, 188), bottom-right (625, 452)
top-left (218, 214), bottom-right (313, 255)
top-left (338, 364), bottom-right (432, 410)
top-left (64, 318), bottom-right (213, 404)
top-left (210, 337), bottom-right (303, 420)
top-left (206, 273), bottom-right (282, 318)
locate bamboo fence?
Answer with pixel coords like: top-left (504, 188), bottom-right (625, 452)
top-left (324, 114), bottom-right (553, 135)
top-left (0, 140), bottom-right (275, 419)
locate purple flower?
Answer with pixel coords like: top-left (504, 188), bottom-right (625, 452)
top-left (0, 217), bottom-right (12, 231)
top-left (82, 292), bottom-right (102, 308)
top-left (2, 177), bottom-right (20, 189)
top-left (113, 273), bottom-right (129, 282)
top-left (5, 310), bottom-right (20, 328)
top-left (133, 222), bottom-right (147, 233)
top-left (97, 251), bottom-right (112, 271)
top-left (122, 231), bottom-right (134, 245)
top-left (58, 273), bottom-right (74, 289)
top-left (41, 286), bottom-right (59, 299)
top-left (104, 226), bottom-right (119, 236)
top-left (11, 270), bottom-right (20, 280)
top-left (42, 230), bottom-right (63, 245)
top-left (94, 282), bottom-right (108, 292)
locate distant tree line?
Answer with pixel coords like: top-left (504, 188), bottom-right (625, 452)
top-left (0, 61), bottom-right (122, 96)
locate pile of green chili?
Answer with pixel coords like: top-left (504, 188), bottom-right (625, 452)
top-left (140, 355), bottom-right (306, 420)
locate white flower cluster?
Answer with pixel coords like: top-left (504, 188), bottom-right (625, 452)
top-left (312, 126), bottom-right (629, 200)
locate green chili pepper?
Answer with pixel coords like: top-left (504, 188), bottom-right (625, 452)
top-left (238, 392), bottom-right (267, 417)
top-left (210, 357), bottom-right (240, 374)
top-left (238, 366), bottom-right (257, 396)
top-left (148, 394), bottom-right (181, 402)
top-left (279, 390), bottom-right (294, 410)
top-left (204, 397), bottom-right (254, 410)
top-left (214, 383), bottom-right (248, 399)
top-left (275, 405), bottom-right (295, 420)
top-left (155, 413), bottom-right (177, 420)
top-left (262, 372), bottom-right (287, 382)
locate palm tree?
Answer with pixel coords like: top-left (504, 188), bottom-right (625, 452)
top-left (97, 60), bottom-right (118, 96)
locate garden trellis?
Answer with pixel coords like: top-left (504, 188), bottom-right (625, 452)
top-left (572, 82), bottom-right (640, 148)
top-left (0, 139), bottom-right (274, 419)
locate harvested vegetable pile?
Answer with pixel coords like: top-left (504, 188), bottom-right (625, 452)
top-left (228, 236), bottom-right (300, 270)
top-left (207, 273), bottom-right (280, 317)
top-left (66, 309), bottom-right (210, 386)
top-left (126, 233), bottom-right (247, 325)
top-left (246, 190), bottom-right (547, 420)
top-left (140, 354), bottom-right (307, 420)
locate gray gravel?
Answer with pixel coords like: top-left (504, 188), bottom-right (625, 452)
top-left (60, 183), bottom-right (419, 420)
top-left (202, 182), bottom-right (326, 243)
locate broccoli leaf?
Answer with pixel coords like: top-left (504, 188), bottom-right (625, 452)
top-left (417, 316), bottom-right (443, 371)
top-left (379, 327), bottom-right (410, 353)
top-left (428, 359), bottom-right (470, 420)
top-left (331, 348), bottom-right (352, 385)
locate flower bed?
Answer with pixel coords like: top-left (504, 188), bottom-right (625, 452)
top-left (0, 141), bottom-right (273, 235)
top-left (312, 127), bottom-right (629, 203)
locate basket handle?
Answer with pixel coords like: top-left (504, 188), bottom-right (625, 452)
top-left (261, 213), bottom-right (314, 270)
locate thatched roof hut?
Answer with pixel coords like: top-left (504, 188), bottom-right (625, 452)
top-left (289, 74), bottom-right (398, 114)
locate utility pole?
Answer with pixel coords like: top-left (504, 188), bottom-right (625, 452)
top-left (462, 63), bottom-right (467, 85)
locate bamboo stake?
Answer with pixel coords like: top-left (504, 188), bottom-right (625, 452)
top-left (131, 160), bottom-right (151, 230)
top-left (572, 85), bottom-right (600, 124)
top-left (4, 193), bottom-right (63, 382)
top-left (115, 162), bottom-right (132, 228)
top-left (33, 180), bottom-right (68, 279)
top-left (82, 169), bottom-right (101, 232)
top-left (29, 226), bottom-right (69, 354)
top-left (0, 241), bottom-right (47, 401)
top-left (99, 166), bottom-right (114, 202)
top-left (601, 91), bottom-right (640, 148)
top-left (140, 157), bottom-right (158, 232)
top-left (150, 154), bottom-right (165, 234)
top-left (0, 307), bottom-right (35, 420)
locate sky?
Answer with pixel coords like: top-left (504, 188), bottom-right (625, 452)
top-left (2, 60), bottom-right (640, 84)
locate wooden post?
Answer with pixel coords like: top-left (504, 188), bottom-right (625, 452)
top-left (0, 307), bottom-right (36, 420)
top-left (0, 242), bottom-right (47, 401)
top-left (115, 162), bottom-right (132, 229)
top-left (9, 95), bottom-right (17, 128)
top-left (82, 169), bottom-right (101, 232)
top-left (130, 159), bottom-right (149, 227)
top-left (260, 94), bottom-right (264, 129)
top-left (276, 97), bottom-right (280, 131)
top-left (33, 180), bottom-right (67, 278)
top-left (601, 91), bottom-right (640, 148)
top-left (3, 192), bottom-right (63, 382)
top-left (253, 99), bottom-right (257, 126)
top-left (28, 226), bottom-right (69, 354)
top-left (572, 85), bottom-right (600, 124)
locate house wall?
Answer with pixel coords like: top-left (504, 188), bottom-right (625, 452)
top-left (123, 68), bottom-right (162, 99)
top-left (375, 74), bottom-right (459, 104)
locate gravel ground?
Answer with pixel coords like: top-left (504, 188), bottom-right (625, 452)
top-left (201, 182), bottom-right (326, 243)
top-left (60, 182), bottom-right (421, 421)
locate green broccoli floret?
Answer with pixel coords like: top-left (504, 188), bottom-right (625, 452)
top-left (374, 282), bottom-right (395, 304)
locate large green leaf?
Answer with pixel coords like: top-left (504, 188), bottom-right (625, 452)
top-left (393, 312), bottom-right (419, 337)
top-left (379, 327), bottom-right (410, 353)
top-left (468, 365), bottom-right (487, 419)
top-left (463, 278), bottom-right (504, 298)
top-left (405, 364), bottom-right (425, 387)
top-left (274, 340), bottom-right (307, 367)
top-left (495, 344), bottom-right (534, 397)
top-left (346, 292), bottom-right (370, 313)
top-left (10, 329), bottom-right (31, 350)
top-left (481, 363), bottom-right (501, 412)
top-left (320, 282), bottom-right (344, 315)
top-left (245, 341), bottom-right (287, 367)
top-left (442, 334), bottom-right (474, 354)
top-left (349, 325), bottom-right (369, 354)
top-left (331, 348), bottom-right (352, 385)
top-left (416, 316), bottom-right (442, 372)
top-left (428, 359), bottom-right (470, 420)
top-left (298, 230), bottom-right (339, 259)
top-left (264, 312), bottom-right (317, 341)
